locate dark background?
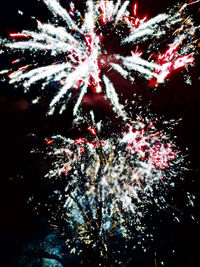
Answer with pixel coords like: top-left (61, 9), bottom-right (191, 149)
top-left (0, 0), bottom-right (199, 266)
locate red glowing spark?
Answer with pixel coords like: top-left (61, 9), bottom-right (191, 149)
top-left (124, 2), bottom-right (147, 29)
top-left (18, 66), bottom-right (28, 71)
top-left (7, 72), bottom-right (14, 78)
top-left (88, 126), bottom-right (97, 136)
top-left (141, 16), bottom-right (147, 23)
top-left (9, 33), bottom-right (29, 38)
top-left (69, 2), bottom-right (75, 16)
top-left (187, 0), bottom-right (200, 6)
top-left (46, 140), bottom-right (54, 145)
top-left (133, 3), bottom-right (137, 17)
top-left (79, 147), bottom-right (85, 154)
top-left (85, 36), bottom-right (93, 51)
top-left (131, 45), bottom-right (143, 57)
top-left (12, 59), bottom-right (21, 64)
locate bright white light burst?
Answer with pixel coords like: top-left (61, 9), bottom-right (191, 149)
top-left (0, 0), bottom-right (198, 118)
top-left (38, 116), bottom-right (185, 254)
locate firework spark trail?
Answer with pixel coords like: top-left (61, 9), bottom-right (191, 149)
top-left (122, 13), bottom-right (170, 43)
top-left (100, 0), bottom-right (116, 23)
top-left (0, 0), bottom-right (198, 117)
top-left (115, 0), bottom-right (130, 25)
top-left (117, 54), bottom-right (163, 81)
top-left (43, 0), bottom-right (79, 31)
top-left (73, 81), bottom-right (89, 116)
top-left (9, 63), bottom-right (72, 87)
top-left (49, 62), bottom-right (88, 109)
top-left (103, 75), bottom-right (127, 119)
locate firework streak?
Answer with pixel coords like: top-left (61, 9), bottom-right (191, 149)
top-left (0, 0), bottom-right (199, 118)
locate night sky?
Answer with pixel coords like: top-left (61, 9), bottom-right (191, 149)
top-left (0, 0), bottom-right (200, 266)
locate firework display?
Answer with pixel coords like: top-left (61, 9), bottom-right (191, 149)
top-left (0, 0), bottom-right (198, 117)
top-left (0, 0), bottom-right (199, 266)
top-left (41, 116), bottom-right (182, 254)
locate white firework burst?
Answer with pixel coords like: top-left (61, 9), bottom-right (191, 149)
top-left (36, 115), bottom-right (186, 256)
top-left (0, 0), bottom-right (198, 118)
